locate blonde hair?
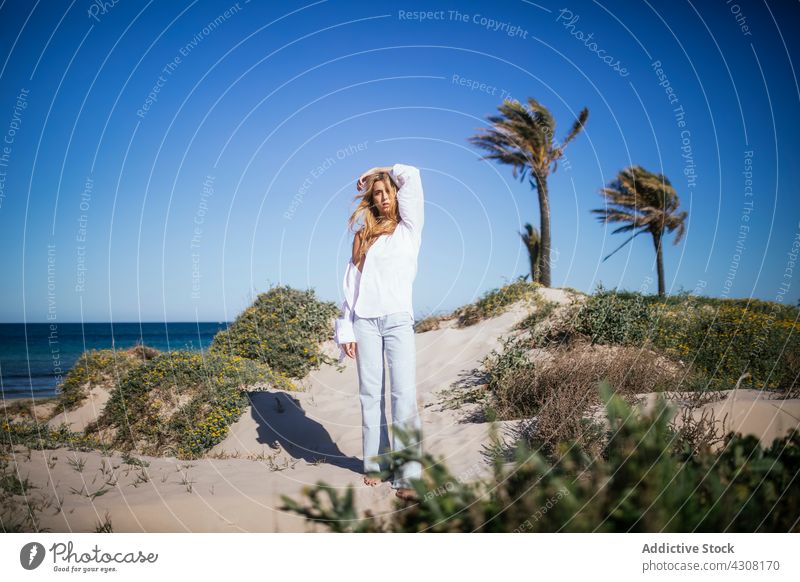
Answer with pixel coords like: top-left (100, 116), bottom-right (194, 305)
top-left (347, 172), bottom-right (399, 265)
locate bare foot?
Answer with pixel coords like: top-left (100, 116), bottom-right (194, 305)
top-left (363, 474), bottom-right (381, 486)
top-left (395, 488), bottom-right (417, 500)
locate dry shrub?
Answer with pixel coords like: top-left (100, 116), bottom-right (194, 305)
top-left (414, 315), bottom-right (450, 333)
top-left (125, 342), bottom-right (160, 361)
top-left (670, 394), bottom-right (730, 457)
top-left (492, 344), bottom-right (686, 457)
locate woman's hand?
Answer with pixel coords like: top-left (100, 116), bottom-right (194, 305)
top-left (343, 341), bottom-right (357, 359)
top-left (357, 166), bottom-right (393, 191)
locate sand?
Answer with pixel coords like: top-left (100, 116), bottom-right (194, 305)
top-left (5, 288), bottom-right (799, 532)
top-left (5, 296), bottom-right (539, 532)
top-left (631, 388), bottom-right (800, 450)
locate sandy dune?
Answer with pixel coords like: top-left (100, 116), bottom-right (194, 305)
top-left (7, 298), bottom-right (539, 532)
top-left (46, 385), bottom-right (112, 432)
top-left (633, 388), bottom-right (800, 450)
top-left (6, 289), bottom-right (799, 532)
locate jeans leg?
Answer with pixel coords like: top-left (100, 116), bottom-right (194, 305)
top-left (353, 316), bottom-right (391, 474)
top-left (383, 312), bottom-right (423, 489)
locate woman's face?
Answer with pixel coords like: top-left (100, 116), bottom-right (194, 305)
top-left (371, 177), bottom-right (394, 218)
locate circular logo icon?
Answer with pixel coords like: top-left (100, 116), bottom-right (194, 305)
top-left (20, 542), bottom-right (46, 570)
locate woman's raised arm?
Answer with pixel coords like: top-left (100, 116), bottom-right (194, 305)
top-left (389, 163), bottom-right (424, 238)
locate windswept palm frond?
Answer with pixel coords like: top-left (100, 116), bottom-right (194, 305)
top-left (593, 165), bottom-right (688, 295)
top-left (468, 97), bottom-right (590, 287)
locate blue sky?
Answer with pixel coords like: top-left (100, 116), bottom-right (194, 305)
top-left (0, 0), bottom-right (798, 323)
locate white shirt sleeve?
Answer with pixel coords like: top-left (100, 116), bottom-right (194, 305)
top-left (333, 260), bottom-right (359, 363)
top-left (334, 297), bottom-right (356, 345)
top-left (334, 298), bottom-right (354, 364)
top-left (389, 163), bottom-right (424, 238)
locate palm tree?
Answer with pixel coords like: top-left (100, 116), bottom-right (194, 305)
top-left (519, 223), bottom-right (540, 283)
top-left (469, 97), bottom-right (589, 287)
top-left (592, 165), bottom-right (688, 296)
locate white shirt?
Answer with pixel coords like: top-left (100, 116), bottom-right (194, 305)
top-left (334, 163), bottom-right (424, 363)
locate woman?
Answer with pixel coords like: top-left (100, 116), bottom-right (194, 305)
top-left (334, 163), bottom-right (424, 501)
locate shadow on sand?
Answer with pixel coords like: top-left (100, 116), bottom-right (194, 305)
top-left (248, 391), bottom-right (362, 474)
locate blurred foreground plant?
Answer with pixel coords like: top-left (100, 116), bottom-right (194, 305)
top-left (281, 382), bottom-right (800, 532)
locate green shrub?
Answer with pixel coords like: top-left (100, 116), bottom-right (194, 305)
top-left (575, 284), bottom-right (655, 346)
top-left (650, 297), bottom-right (800, 391)
top-left (482, 336), bottom-right (538, 416)
top-left (532, 285), bottom-right (798, 392)
top-left (645, 290), bottom-right (799, 318)
top-left (209, 285), bottom-right (340, 378)
top-left (281, 383), bottom-right (800, 532)
top-left (453, 275), bottom-right (540, 327)
top-left (1, 418), bottom-right (108, 453)
top-left (515, 298), bottom-right (558, 332)
top-left (90, 350), bottom-right (286, 459)
top-left (57, 345), bottom-right (155, 411)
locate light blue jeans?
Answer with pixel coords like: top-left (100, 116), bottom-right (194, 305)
top-left (353, 310), bottom-right (423, 489)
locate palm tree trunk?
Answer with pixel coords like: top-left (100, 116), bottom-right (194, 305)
top-left (534, 174), bottom-right (552, 287)
top-left (529, 251), bottom-right (538, 283)
top-left (652, 230), bottom-right (665, 296)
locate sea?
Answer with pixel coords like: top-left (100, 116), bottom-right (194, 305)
top-left (0, 322), bottom-right (229, 400)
